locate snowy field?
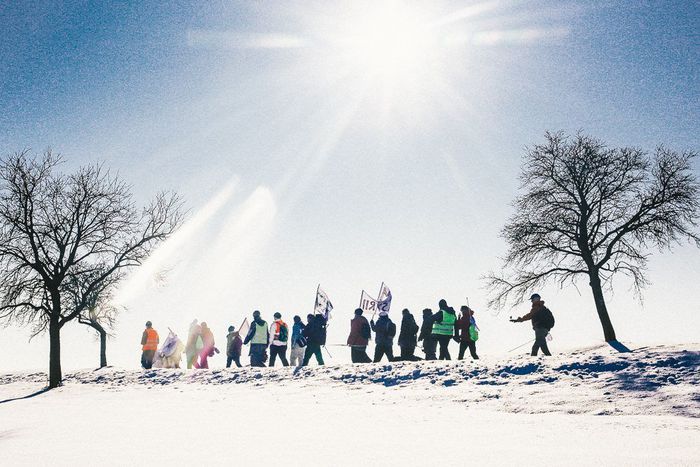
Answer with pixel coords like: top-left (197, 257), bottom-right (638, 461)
top-left (1, 344), bottom-right (699, 466)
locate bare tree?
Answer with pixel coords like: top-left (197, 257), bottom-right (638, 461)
top-left (69, 271), bottom-right (119, 368)
top-left (486, 132), bottom-right (700, 342)
top-left (0, 150), bottom-right (183, 388)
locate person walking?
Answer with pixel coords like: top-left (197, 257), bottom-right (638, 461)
top-left (418, 308), bottom-right (437, 360)
top-left (370, 311), bottom-right (396, 362)
top-left (244, 310), bottom-right (270, 367)
top-left (290, 315), bottom-right (306, 367)
top-left (226, 326), bottom-right (243, 368)
top-left (456, 306), bottom-right (479, 360)
top-left (398, 308), bottom-right (421, 361)
top-left (302, 313), bottom-right (326, 366)
top-left (141, 321), bottom-right (159, 369)
top-left (511, 293), bottom-right (554, 356)
top-left (347, 308), bottom-right (372, 363)
top-left (196, 322), bottom-right (216, 369)
top-left (185, 319), bottom-right (202, 369)
top-left (269, 312), bottom-right (290, 367)
top-left (431, 299), bottom-right (457, 360)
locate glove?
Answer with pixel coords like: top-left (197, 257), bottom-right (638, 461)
top-left (509, 318), bottom-right (518, 323)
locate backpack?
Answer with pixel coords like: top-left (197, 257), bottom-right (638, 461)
top-left (278, 323), bottom-right (289, 342)
top-left (468, 324), bottom-right (479, 342)
top-left (361, 321), bottom-right (371, 340)
top-left (538, 307), bottom-right (555, 329)
top-left (319, 324), bottom-right (327, 345)
top-left (387, 320), bottom-right (397, 338)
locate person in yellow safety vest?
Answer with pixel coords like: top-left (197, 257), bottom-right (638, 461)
top-left (243, 310), bottom-right (269, 367)
top-left (141, 321), bottom-right (159, 369)
top-left (431, 299), bottom-right (457, 360)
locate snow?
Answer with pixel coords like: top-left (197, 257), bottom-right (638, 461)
top-left (1, 344), bottom-right (699, 466)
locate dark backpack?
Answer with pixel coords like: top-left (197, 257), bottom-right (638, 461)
top-left (319, 321), bottom-right (327, 345)
top-left (278, 323), bottom-right (289, 342)
top-left (361, 321), bottom-right (371, 340)
top-left (538, 307), bottom-right (555, 329)
top-left (387, 320), bottom-right (397, 338)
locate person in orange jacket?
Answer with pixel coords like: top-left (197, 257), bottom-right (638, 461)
top-left (141, 321), bottom-right (159, 369)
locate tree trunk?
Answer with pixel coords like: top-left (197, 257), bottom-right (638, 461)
top-left (99, 329), bottom-right (107, 368)
top-left (588, 271), bottom-right (617, 342)
top-left (48, 316), bottom-right (62, 388)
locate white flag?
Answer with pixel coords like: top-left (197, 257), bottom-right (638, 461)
top-left (376, 282), bottom-right (392, 313)
top-left (359, 290), bottom-right (378, 314)
top-left (314, 285), bottom-right (334, 318)
top-left (238, 317), bottom-right (250, 340)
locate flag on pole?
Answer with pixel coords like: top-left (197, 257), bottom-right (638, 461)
top-left (238, 317), bottom-right (250, 339)
top-left (359, 290), bottom-right (378, 314)
top-left (376, 282), bottom-right (392, 313)
top-left (314, 285), bottom-right (334, 318)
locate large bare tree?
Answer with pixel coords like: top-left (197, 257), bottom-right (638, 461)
top-left (0, 150), bottom-right (183, 388)
top-left (486, 132), bottom-right (700, 342)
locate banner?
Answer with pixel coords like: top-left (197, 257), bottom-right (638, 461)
top-left (376, 282), bottom-right (392, 313)
top-left (238, 317), bottom-right (250, 339)
top-left (314, 285), bottom-right (334, 318)
top-left (359, 290), bottom-right (378, 314)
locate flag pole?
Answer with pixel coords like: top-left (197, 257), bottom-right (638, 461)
top-left (314, 283), bottom-right (320, 315)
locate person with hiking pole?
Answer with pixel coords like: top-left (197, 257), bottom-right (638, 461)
top-left (302, 313), bottom-right (326, 366)
top-left (510, 293), bottom-right (555, 356)
top-left (455, 305), bottom-right (479, 360)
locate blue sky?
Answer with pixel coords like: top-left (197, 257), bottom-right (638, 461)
top-left (1, 1), bottom-right (699, 369)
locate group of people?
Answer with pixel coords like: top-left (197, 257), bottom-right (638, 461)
top-left (140, 294), bottom-right (555, 369)
top-left (345, 299), bottom-right (480, 363)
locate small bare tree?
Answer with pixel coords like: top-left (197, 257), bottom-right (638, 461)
top-left (0, 150), bottom-right (183, 388)
top-left (486, 132), bottom-right (700, 342)
top-left (69, 270), bottom-right (119, 368)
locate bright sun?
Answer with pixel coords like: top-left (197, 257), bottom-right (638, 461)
top-left (327, 2), bottom-right (442, 85)
top-left (342, 5), bottom-right (435, 78)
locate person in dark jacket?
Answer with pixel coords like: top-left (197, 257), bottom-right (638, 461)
top-left (290, 315), bottom-right (306, 367)
top-left (511, 293), bottom-right (553, 356)
top-left (418, 308), bottom-right (437, 360)
top-left (397, 308), bottom-right (421, 361)
top-left (455, 306), bottom-right (479, 360)
top-left (370, 311), bottom-right (395, 362)
top-left (226, 325), bottom-right (243, 368)
top-left (244, 310), bottom-right (269, 366)
top-left (302, 313), bottom-right (326, 366)
top-left (431, 299), bottom-right (457, 360)
top-left (347, 308), bottom-right (372, 363)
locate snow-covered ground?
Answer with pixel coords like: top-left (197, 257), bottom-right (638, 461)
top-left (1, 344), bottom-right (698, 466)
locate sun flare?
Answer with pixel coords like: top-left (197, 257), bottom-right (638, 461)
top-left (334, 3), bottom-right (438, 80)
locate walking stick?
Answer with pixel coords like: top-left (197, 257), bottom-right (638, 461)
top-left (322, 345), bottom-right (333, 358)
top-left (507, 339), bottom-right (535, 353)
